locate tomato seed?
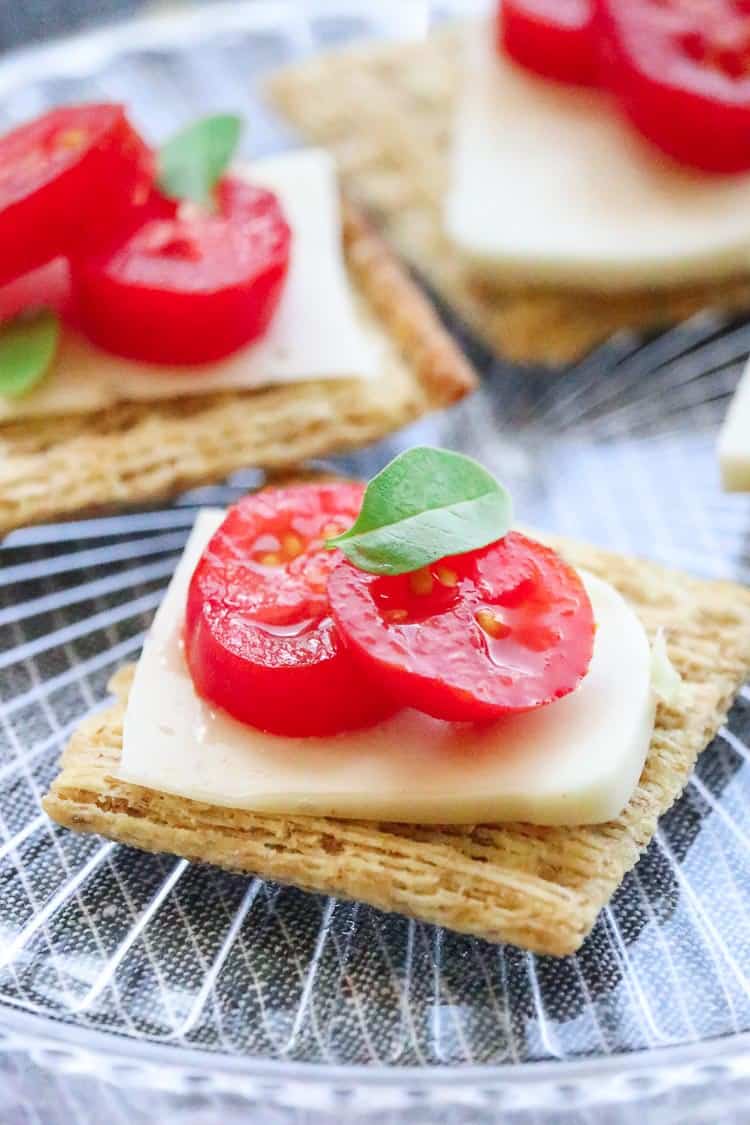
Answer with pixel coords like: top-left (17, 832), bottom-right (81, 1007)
top-left (283, 534), bottom-right (303, 558)
top-left (476, 609), bottom-right (511, 640)
top-left (409, 569), bottom-right (434, 596)
top-left (436, 566), bottom-right (458, 587)
top-left (57, 128), bottom-right (87, 151)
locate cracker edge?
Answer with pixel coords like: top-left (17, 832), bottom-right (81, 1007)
top-left (267, 28), bottom-right (750, 366)
top-left (0, 197), bottom-right (476, 535)
top-left (43, 538), bottom-right (750, 957)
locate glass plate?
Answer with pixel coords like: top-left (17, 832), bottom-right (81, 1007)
top-left (2, 3), bottom-right (750, 1121)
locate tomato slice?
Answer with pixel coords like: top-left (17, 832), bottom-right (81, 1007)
top-left (184, 484), bottom-right (396, 737)
top-left (0, 189), bottom-right (175, 329)
top-left (597, 0), bottom-right (750, 173)
top-left (72, 175), bottom-right (291, 365)
top-left (0, 104), bottom-right (153, 286)
top-left (328, 532), bottom-right (595, 724)
top-left (0, 258), bottom-right (73, 325)
top-left (498, 0), bottom-right (598, 86)
top-left (214, 177), bottom-right (283, 225)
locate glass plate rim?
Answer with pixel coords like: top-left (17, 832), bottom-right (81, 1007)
top-left (2, 0), bottom-right (750, 1108)
top-left (2, 1003), bottom-right (750, 1106)
top-left (0, 0), bottom-right (445, 100)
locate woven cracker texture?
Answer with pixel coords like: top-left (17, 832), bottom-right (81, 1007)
top-left (44, 533), bottom-right (750, 956)
top-left (0, 202), bottom-right (475, 535)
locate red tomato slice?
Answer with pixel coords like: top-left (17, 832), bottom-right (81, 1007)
top-left (0, 259), bottom-right (73, 325)
top-left (0, 104), bottom-right (153, 286)
top-left (215, 177), bottom-right (283, 225)
top-left (72, 175), bottom-right (291, 365)
top-left (82, 182), bottom-right (178, 258)
top-left (498, 0), bottom-right (598, 86)
top-left (0, 189), bottom-right (175, 328)
top-left (597, 0), bottom-right (750, 173)
top-left (184, 484), bottom-right (396, 737)
top-left (328, 532), bottom-right (595, 724)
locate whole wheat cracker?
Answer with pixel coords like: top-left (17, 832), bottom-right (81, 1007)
top-left (268, 27), bottom-right (750, 366)
top-left (43, 533), bottom-right (750, 956)
top-left (0, 201), bottom-right (475, 536)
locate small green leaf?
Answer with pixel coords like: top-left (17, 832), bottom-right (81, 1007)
top-left (157, 114), bottom-right (242, 205)
top-left (327, 447), bottom-right (513, 576)
top-left (0, 311), bottom-right (60, 399)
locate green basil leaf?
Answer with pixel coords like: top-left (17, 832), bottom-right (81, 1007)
top-left (0, 311), bottom-right (60, 399)
top-left (327, 447), bottom-right (513, 576)
top-left (157, 114), bottom-right (242, 205)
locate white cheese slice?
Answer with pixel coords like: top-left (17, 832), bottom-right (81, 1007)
top-left (719, 360), bottom-right (750, 491)
top-left (445, 28), bottom-right (750, 290)
top-left (119, 509), bottom-right (655, 827)
top-left (0, 148), bottom-right (380, 421)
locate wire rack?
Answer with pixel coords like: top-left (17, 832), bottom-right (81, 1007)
top-left (2, 3), bottom-right (750, 1122)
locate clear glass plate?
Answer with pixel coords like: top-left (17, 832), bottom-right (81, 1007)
top-left (2, 3), bottom-right (750, 1121)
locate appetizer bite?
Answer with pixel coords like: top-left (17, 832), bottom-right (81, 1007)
top-left (0, 106), bottom-right (474, 534)
top-left (270, 1), bottom-right (750, 364)
top-left (44, 448), bottom-right (750, 956)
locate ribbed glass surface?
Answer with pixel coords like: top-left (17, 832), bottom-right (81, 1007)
top-left (1, 3), bottom-right (750, 1118)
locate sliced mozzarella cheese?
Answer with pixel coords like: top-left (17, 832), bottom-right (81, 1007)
top-left (119, 509), bottom-right (655, 827)
top-left (0, 148), bottom-right (380, 421)
top-left (719, 360), bottom-right (750, 491)
top-left (445, 28), bottom-right (750, 290)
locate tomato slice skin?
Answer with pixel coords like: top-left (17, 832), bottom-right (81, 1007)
top-left (185, 484), bottom-right (396, 737)
top-left (498, 0), bottom-right (598, 86)
top-left (597, 0), bottom-right (750, 173)
top-left (328, 532), bottom-right (595, 724)
top-left (0, 104), bottom-right (153, 286)
top-left (0, 258), bottom-right (73, 325)
top-left (72, 176), bottom-right (291, 365)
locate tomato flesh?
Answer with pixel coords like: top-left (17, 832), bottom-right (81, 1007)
top-left (73, 175), bottom-right (291, 365)
top-left (498, 0), bottom-right (598, 86)
top-left (0, 104), bottom-right (153, 286)
top-left (185, 484), bottom-right (396, 737)
top-left (597, 0), bottom-right (750, 173)
top-left (328, 532), bottom-right (595, 724)
top-left (0, 258), bottom-right (73, 325)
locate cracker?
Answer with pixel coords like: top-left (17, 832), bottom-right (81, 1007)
top-left (268, 28), bottom-right (750, 366)
top-left (0, 201), bottom-right (475, 536)
top-left (43, 534), bottom-right (750, 956)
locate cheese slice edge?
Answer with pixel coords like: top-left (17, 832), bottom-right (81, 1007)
top-left (445, 27), bottom-right (750, 290)
top-left (118, 509), bottom-right (656, 827)
top-left (719, 359), bottom-right (750, 491)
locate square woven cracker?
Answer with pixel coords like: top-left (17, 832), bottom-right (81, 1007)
top-left (0, 200), bottom-right (475, 536)
top-left (44, 532), bottom-right (750, 956)
top-left (268, 27), bottom-right (750, 366)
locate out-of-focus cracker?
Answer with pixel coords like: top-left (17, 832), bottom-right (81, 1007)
top-left (0, 202), bottom-right (475, 535)
top-left (268, 28), bottom-right (750, 365)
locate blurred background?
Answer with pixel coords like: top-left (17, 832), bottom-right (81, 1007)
top-left (0, 0), bottom-right (158, 50)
